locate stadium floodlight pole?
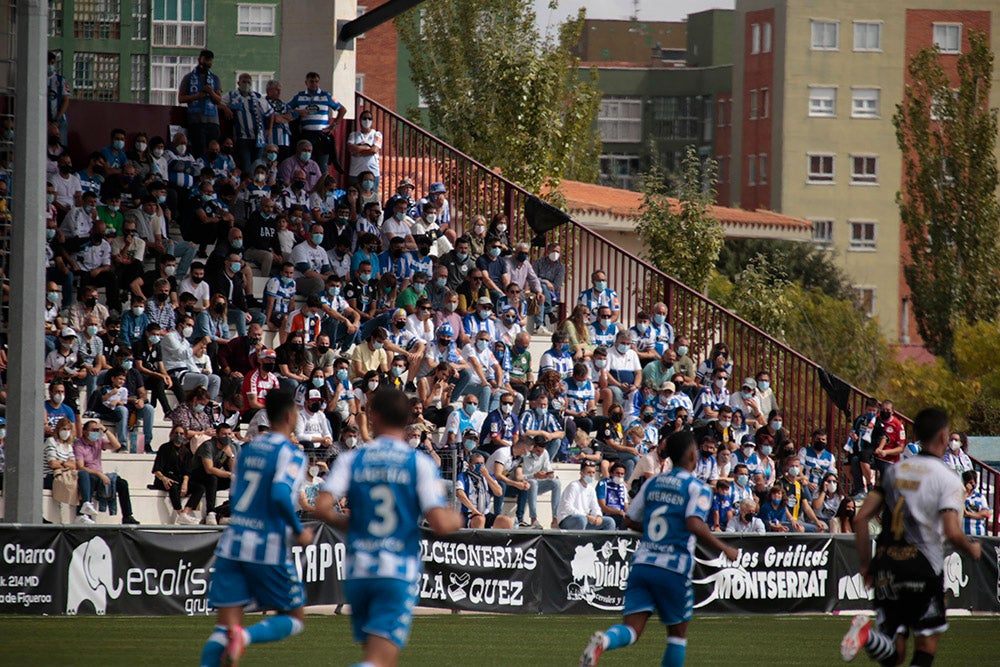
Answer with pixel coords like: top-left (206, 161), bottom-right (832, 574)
top-left (5, 0), bottom-right (48, 524)
top-left (337, 0), bottom-right (428, 44)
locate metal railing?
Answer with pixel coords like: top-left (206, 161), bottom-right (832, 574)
top-left (355, 92), bottom-right (999, 533)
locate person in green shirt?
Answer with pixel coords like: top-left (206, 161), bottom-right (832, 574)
top-left (97, 192), bottom-right (125, 236)
top-left (395, 270), bottom-right (429, 312)
top-left (673, 335), bottom-right (697, 386)
top-left (509, 331), bottom-right (533, 400)
top-left (641, 348), bottom-right (676, 390)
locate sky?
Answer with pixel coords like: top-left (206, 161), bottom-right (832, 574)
top-left (533, 0), bottom-right (736, 29)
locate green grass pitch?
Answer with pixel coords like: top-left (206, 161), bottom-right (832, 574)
top-left (0, 613), bottom-right (997, 665)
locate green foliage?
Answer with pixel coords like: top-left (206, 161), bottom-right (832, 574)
top-left (893, 30), bottom-right (1000, 367)
top-left (882, 357), bottom-right (975, 432)
top-left (636, 145), bottom-right (724, 293)
top-left (724, 255), bottom-right (792, 337)
top-left (394, 1), bottom-right (602, 193)
top-left (717, 239), bottom-right (854, 301)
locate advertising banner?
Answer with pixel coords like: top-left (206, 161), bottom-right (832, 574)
top-left (1, 526), bottom-right (998, 616)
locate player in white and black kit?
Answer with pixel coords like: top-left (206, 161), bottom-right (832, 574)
top-left (841, 407), bottom-right (981, 667)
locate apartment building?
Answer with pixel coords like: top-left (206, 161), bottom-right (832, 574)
top-left (729, 0), bottom-right (998, 344)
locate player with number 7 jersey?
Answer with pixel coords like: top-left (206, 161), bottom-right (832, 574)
top-left (316, 389), bottom-right (462, 667)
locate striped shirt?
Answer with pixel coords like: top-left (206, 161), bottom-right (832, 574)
top-left (577, 287), bottom-right (620, 322)
top-left (288, 88), bottom-right (342, 132)
top-left (43, 438), bottom-right (75, 477)
top-left (565, 377), bottom-right (594, 413)
top-left (265, 96), bottom-right (296, 147)
top-left (264, 276), bottom-right (296, 318)
top-left (964, 491), bottom-right (990, 536)
top-left (693, 386), bottom-right (730, 420)
top-left (225, 89), bottom-right (273, 144)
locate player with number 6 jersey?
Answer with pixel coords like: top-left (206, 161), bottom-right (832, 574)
top-left (580, 431), bottom-right (738, 667)
top-left (317, 389), bottom-right (461, 667)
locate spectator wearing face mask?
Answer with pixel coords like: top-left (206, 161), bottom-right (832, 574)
top-left (813, 472), bottom-right (845, 534)
top-left (755, 370), bottom-right (777, 417)
top-left (606, 331), bottom-right (641, 410)
top-left (759, 485), bottom-right (795, 532)
top-left (44, 381), bottom-right (79, 441)
top-left (944, 431), bottom-right (974, 474)
top-left (596, 462), bottom-right (630, 529)
top-left (798, 428), bottom-right (836, 496)
top-left (729, 377), bottom-right (765, 430)
top-left (177, 423), bottom-right (239, 526)
top-left (241, 348), bottom-right (280, 416)
top-left (727, 498), bottom-right (765, 534)
top-left (479, 392), bottom-right (520, 457)
top-left (532, 242), bottom-right (565, 333)
top-left (557, 461), bottom-right (616, 531)
top-left (778, 458), bottom-right (827, 532)
top-left (578, 270), bottom-right (620, 324)
top-left (152, 426), bottom-right (194, 524)
top-left (596, 406), bottom-right (640, 481)
top-left (296, 388), bottom-right (334, 461)
top-left (161, 314), bottom-right (222, 399)
top-left (754, 409), bottom-right (789, 453)
top-left (455, 452), bottom-right (513, 529)
top-left (694, 367), bottom-right (730, 421)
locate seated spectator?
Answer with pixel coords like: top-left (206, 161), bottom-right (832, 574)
top-left (479, 391), bottom-right (520, 456)
top-left (557, 461), bottom-right (616, 531)
top-left (777, 457), bottom-right (827, 532)
top-left (709, 479), bottom-right (733, 531)
top-left (642, 348), bottom-right (676, 391)
top-left (121, 294), bottom-right (150, 347)
top-left (798, 428), bottom-right (835, 495)
top-left (45, 328), bottom-right (86, 411)
top-left (516, 436), bottom-right (562, 529)
top-left (440, 236), bottom-right (476, 293)
top-left (944, 431), bottom-right (975, 475)
top-left (694, 367), bottom-right (730, 421)
top-left (755, 370), bottom-right (777, 417)
top-left (606, 330), bottom-right (641, 408)
top-left (110, 218), bottom-right (146, 289)
top-left (726, 498), bottom-right (765, 534)
top-left (476, 239), bottom-right (508, 299)
top-left (43, 418), bottom-right (94, 524)
top-left (485, 437), bottom-right (531, 516)
top-left (74, 219), bottom-right (121, 313)
top-left (813, 472), bottom-right (845, 534)
top-left (194, 293), bottom-right (233, 355)
top-left (754, 409), bottom-right (789, 453)
top-left (291, 223), bottom-right (333, 296)
top-left (133, 323), bottom-right (172, 409)
top-left (696, 342), bottom-right (733, 385)
top-left (243, 196), bottom-right (283, 278)
top-left (350, 326), bottom-right (389, 381)
top-left (694, 437), bottom-right (720, 484)
top-left (296, 388), bottom-right (334, 461)
top-left (461, 329), bottom-right (502, 412)
top-left (532, 241), bottom-right (565, 332)
top-left (588, 306), bottom-right (619, 349)
top-left (577, 270), bottom-right (620, 323)
top-left (76, 314), bottom-right (110, 398)
top-left (455, 452), bottom-right (513, 529)
top-left (565, 362), bottom-right (598, 434)
top-left (539, 330), bottom-right (574, 379)
top-left (60, 190), bottom-right (98, 248)
top-left (161, 314), bottom-right (221, 400)
top-left (263, 262), bottom-right (298, 335)
top-left (595, 406), bottom-right (639, 481)
top-left (177, 424), bottom-right (239, 525)
top-left (382, 196), bottom-right (417, 249)
top-left (49, 154), bottom-right (82, 218)
top-left (152, 425), bottom-right (194, 524)
top-left (759, 485), bottom-right (794, 533)
top-left (729, 377), bottom-right (765, 430)
top-left (74, 420), bottom-right (139, 524)
top-left (596, 461), bottom-right (629, 529)
top-left (673, 336), bottom-right (697, 386)
top-left (241, 348), bottom-right (280, 416)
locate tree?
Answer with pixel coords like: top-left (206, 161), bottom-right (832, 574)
top-left (717, 238), bottom-right (854, 301)
top-left (636, 145), bottom-right (724, 293)
top-left (395, 1), bottom-right (601, 193)
top-left (893, 30), bottom-right (1000, 367)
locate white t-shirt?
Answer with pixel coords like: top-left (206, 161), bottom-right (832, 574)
top-left (347, 129), bottom-right (383, 176)
top-left (290, 241), bottom-right (330, 277)
top-left (178, 276), bottom-right (211, 305)
top-left (48, 172), bottom-right (82, 208)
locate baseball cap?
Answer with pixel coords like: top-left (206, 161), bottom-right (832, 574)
top-left (398, 177), bottom-right (415, 188)
top-left (659, 381), bottom-right (676, 392)
top-left (741, 378), bottom-right (757, 390)
top-left (260, 349), bottom-right (277, 360)
top-left (60, 327), bottom-right (78, 338)
top-left (436, 323), bottom-right (454, 338)
top-left (476, 296), bottom-right (493, 306)
top-left (307, 388), bottom-right (322, 400)
top-left (429, 182), bottom-right (447, 194)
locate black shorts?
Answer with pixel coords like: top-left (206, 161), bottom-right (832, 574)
top-left (858, 448), bottom-right (876, 464)
top-left (872, 564), bottom-right (947, 638)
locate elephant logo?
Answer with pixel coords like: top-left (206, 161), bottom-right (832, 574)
top-left (942, 552), bottom-right (968, 598)
top-left (66, 536), bottom-right (123, 615)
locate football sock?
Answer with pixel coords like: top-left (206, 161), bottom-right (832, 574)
top-left (604, 624), bottom-right (637, 651)
top-left (246, 615), bottom-right (304, 644)
top-left (863, 629), bottom-right (897, 665)
top-left (199, 625), bottom-right (228, 667)
top-left (909, 650), bottom-right (935, 667)
top-left (662, 636), bottom-right (687, 667)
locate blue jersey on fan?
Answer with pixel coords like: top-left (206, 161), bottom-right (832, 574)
top-left (215, 432), bottom-right (307, 566)
top-left (324, 435), bottom-right (445, 583)
top-left (627, 468), bottom-right (712, 576)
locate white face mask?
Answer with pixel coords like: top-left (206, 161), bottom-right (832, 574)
top-left (950, 440), bottom-right (962, 451)
top-left (368, 381), bottom-right (379, 392)
top-left (548, 252), bottom-right (560, 262)
top-left (825, 481), bottom-right (837, 494)
top-left (175, 144), bottom-right (187, 155)
top-left (181, 326), bottom-right (194, 338)
top-left (308, 465), bottom-right (320, 478)
top-left (407, 437), bottom-right (421, 448)
top-left (718, 420), bottom-right (731, 430)
top-left (500, 403), bottom-right (512, 415)
top-left (582, 474), bottom-right (595, 485)
top-left (59, 429), bottom-right (72, 441)
top-left (715, 378), bottom-right (727, 390)
top-left (612, 476), bottom-right (625, 485)
top-left (136, 142), bottom-right (147, 153)
top-left (345, 436), bottom-right (358, 448)
top-left (788, 466), bottom-right (800, 477)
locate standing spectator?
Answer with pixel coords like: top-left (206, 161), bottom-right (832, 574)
top-left (225, 72), bottom-right (273, 173)
top-left (151, 425), bottom-right (194, 524)
top-left (532, 241), bottom-right (565, 332)
top-left (556, 461), bottom-right (616, 531)
top-left (177, 49), bottom-right (228, 157)
top-left (47, 51), bottom-right (71, 145)
top-left (847, 398), bottom-right (879, 495)
top-left (74, 420), bottom-right (139, 524)
top-left (944, 431), bottom-right (974, 475)
top-left (288, 72), bottom-right (346, 175)
top-left (347, 108), bottom-right (382, 189)
top-left (962, 470), bottom-right (992, 536)
top-left (872, 400), bottom-right (906, 477)
top-left (264, 79), bottom-right (296, 160)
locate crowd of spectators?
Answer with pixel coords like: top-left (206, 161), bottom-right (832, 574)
top-left (0, 50), bottom-right (989, 536)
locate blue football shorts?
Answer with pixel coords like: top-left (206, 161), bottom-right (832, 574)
top-left (344, 577), bottom-right (419, 648)
top-left (208, 556), bottom-right (305, 612)
top-left (622, 563), bottom-right (693, 626)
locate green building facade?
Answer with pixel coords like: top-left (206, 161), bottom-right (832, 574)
top-left (47, 0), bottom-right (281, 105)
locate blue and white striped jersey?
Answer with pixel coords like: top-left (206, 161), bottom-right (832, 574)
top-left (628, 468), bottom-right (713, 576)
top-left (964, 490), bottom-right (990, 536)
top-left (324, 436), bottom-right (445, 583)
top-left (288, 89), bottom-right (342, 132)
top-left (215, 432), bottom-right (307, 566)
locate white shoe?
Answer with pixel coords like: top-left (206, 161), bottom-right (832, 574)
top-left (841, 614), bottom-right (871, 662)
top-left (580, 631), bottom-right (606, 667)
top-left (205, 512), bottom-right (218, 525)
top-left (80, 501), bottom-right (99, 517)
top-left (76, 514), bottom-right (95, 525)
top-left (175, 512), bottom-right (199, 525)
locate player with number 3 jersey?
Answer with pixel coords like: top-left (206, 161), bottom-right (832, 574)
top-left (317, 389), bottom-right (461, 667)
top-left (841, 408), bottom-right (981, 667)
top-left (580, 431), bottom-right (738, 666)
top-left (200, 388), bottom-right (315, 667)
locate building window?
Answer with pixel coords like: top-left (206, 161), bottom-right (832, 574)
top-left (48, 0), bottom-right (64, 37)
top-left (760, 88), bottom-right (770, 118)
top-left (849, 221), bottom-right (877, 251)
top-left (131, 53), bottom-right (149, 103)
top-left (150, 54), bottom-right (197, 105)
top-left (73, 52), bottom-right (120, 101)
top-left (763, 22), bottom-right (772, 52)
top-left (854, 286), bottom-right (876, 316)
top-left (853, 21), bottom-right (882, 51)
top-left (355, 73), bottom-right (365, 93)
top-left (751, 23), bottom-right (761, 54)
top-left (933, 23), bottom-right (961, 54)
top-left (74, 0), bottom-right (122, 40)
top-left (747, 155), bottom-right (757, 186)
top-left (599, 154), bottom-right (641, 191)
top-left (807, 153), bottom-right (835, 183)
top-left (808, 86), bottom-right (837, 117)
top-left (717, 99), bottom-right (726, 127)
top-left (811, 219), bottom-right (834, 247)
top-left (851, 155), bottom-right (878, 184)
top-left (237, 4), bottom-right (276, 35)
top-left (152, 0), bottom-right (206, 48)
top-left (356, 6), bottom-right (367, 39)
top-left (749, 89), bottom-right (758, 119)
top-left (651, 96), bottom-right (702, 141)
top-left (132, 0), bottom-right (149, 40)
top-left (598, 97), bottom-right (643, 143)
top-left (811, 20), bottom-right (839, 50)
top-left (851, 88), bottom-right (880, 118)
top-left (758, 154), bottom-right (768, 185)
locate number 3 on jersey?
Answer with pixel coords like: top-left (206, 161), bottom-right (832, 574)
top-left (368, 484), bottom-right (398, 537)
top-left (648, 505), bottom-right (670, 541)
